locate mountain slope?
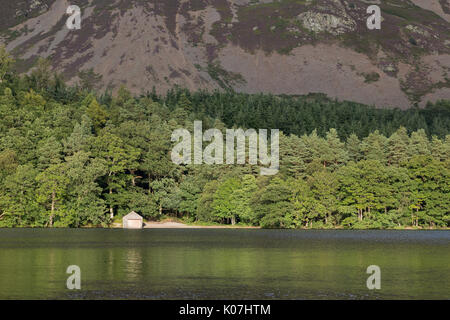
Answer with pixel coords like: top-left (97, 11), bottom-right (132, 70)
top-left (1, 0), bottom-right (449, 108)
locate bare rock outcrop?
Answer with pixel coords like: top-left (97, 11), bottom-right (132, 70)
top-left (297, 11), bottom-right (356, 35)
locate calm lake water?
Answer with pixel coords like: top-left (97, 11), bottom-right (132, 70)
top-left (0, 229), bottom-right (448, 299)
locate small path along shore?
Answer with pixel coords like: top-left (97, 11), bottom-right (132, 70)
top-left (144, 221), bottom-right (259, 229)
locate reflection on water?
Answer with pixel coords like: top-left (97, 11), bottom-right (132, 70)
top-left (125, 249), bottom-right (143, 281)
top-left (0, 229), bottom-right (448, 299)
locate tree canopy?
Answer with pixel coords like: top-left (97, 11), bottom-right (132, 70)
top-left (0, 51), bottom-right (449, 229)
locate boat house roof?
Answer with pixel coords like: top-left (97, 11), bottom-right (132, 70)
top-left (123, 211), bottom-right (143, 220)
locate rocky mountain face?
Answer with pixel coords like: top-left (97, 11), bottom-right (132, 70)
top-left (0, 0), bottom-right (449, 108)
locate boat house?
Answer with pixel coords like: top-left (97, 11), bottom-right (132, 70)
top-left (123, 211), bottom-right (143, 229)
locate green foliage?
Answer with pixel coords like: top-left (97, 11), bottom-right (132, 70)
top-left (0, 45), bottom-right (14, 82)
top-left (205, 62), bottom-right (246, 91)
top-left (78, 68), bottom-right (103, 92)
top-left (163, 90), bottom-right (450, 140)
top-left (0, 66), bottom-right (448, 229)
top-left (362, 72), bottom-right (380, 83)
top-left (254, 178), bottom-right (296, 229)
top-left (212, 177), bottom-right (241, 225)
top-left (86, 98), bottom-right (108, 131)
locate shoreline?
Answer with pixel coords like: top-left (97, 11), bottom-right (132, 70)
top-left (144, 221), bottom-right (260, 229)
top-left (109, 221), bottom-right (450, 230)
top-left (111, 221), bottom-right (261, 229)
top-left (1, 224), bottom-right (449, 230)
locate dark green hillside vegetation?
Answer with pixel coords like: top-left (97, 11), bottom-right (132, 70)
top-left (0, 53), bottom-right (449, 229)
top-left (161, 89), bottom-right (450, 139)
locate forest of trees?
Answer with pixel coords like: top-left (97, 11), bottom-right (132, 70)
top-left (0, 51), bottom-right (449, 229)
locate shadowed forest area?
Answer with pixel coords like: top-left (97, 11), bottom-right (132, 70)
top-left (0, 54), bottom-right (449, 229)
